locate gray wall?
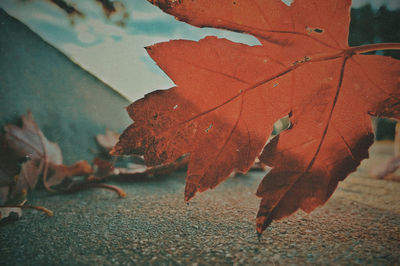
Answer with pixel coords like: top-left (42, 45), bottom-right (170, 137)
top-left (0, 9), bottom-right (131, 164)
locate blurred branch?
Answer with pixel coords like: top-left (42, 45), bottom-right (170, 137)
top-left (43, 0), bottom-right (129, 26)
top-left (49, 0), bottom-right (84, 18)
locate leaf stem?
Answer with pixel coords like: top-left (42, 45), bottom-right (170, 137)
top-left (349, 43), bottom-right (400, 54)
top-left (65, 182), bottom-right (127, 198)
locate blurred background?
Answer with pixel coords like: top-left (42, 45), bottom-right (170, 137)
top-left (1, 0), bottom-right (398, 101)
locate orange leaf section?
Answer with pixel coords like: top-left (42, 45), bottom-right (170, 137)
top-left (113, 0), bottom-right (400, 234)
top-left (112, 36), bottom-right (291, 199)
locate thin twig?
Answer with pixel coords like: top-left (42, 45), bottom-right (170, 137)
top-left (0, 204), bottom-right (53, 216)
top-left (65, 182), bottom-right (126, 198)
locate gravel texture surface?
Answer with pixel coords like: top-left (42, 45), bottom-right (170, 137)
top-left (1, 143), bottom-right (400, 265)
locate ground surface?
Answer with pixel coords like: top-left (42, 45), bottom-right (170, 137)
top-left (1, 142), bottom-right (400, 265)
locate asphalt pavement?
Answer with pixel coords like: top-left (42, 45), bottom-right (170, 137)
top-left (1, 142), bottom-right (399, 265)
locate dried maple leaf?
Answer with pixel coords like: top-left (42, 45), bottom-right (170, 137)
top-left (112, 0), bottom-right (400, 235)
top-left (4, 112), bottom-right (93, 192)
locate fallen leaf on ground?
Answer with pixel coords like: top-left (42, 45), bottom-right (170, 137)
top-left (0, 112), bottom-right (127, 223)
top-left (4, 111), bottom-right (93, 192)
top-left (113, 0), bottom-right (400, 235)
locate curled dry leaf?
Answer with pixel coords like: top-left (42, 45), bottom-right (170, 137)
top-left (113, 0), bottom-right (400, 235)
top-left (4, 111), bottom-right (93, 192)
top-left (0, 112), bottom-right (126, 222)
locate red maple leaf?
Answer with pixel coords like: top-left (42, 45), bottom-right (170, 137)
top-left (112, 0), bottom-right (400, 235)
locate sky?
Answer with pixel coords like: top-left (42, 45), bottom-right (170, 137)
top-left (1, 0), bottom-right (399, 101)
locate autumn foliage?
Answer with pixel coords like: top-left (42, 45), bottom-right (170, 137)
top-left (112, 0), bottom-right (400, 235)
top-left (0, 112), bottom-right (184, 220)
top-left (0, 113), bottom-right (127, 219)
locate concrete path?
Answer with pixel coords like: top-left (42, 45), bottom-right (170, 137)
top-left (1, 142), bottom-right (399, 265)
